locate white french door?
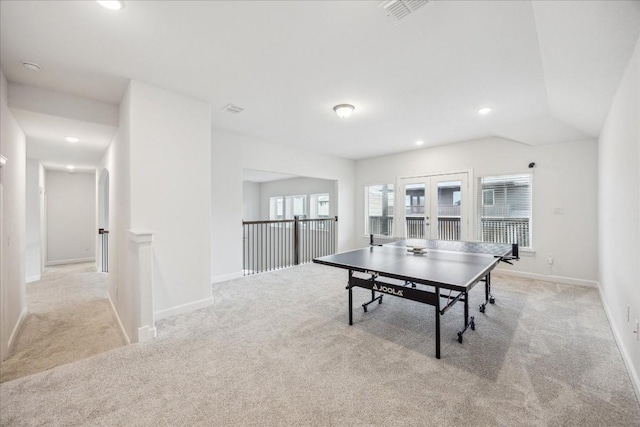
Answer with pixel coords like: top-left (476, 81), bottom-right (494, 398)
top-left (399, 172), bottom-right (470, 241)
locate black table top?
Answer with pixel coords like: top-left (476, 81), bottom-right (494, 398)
top-left (313, 240), bottom-right (511, 291)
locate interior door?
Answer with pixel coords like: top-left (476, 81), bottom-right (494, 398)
top-left (400, 173), bottom-right (469, 241)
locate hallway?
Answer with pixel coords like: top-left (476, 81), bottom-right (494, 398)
top-left (0, 262), bottom-right (126, 383)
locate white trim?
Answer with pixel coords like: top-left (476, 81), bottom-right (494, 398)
top-left (46, 257), bottom-right (95, 266)
top-left (212, 271), bottom-right (243, 283)
top-left (127, 229), bottom-right (153, 244)
top-left (153, 297), bottom-right (213, 321)
top-left (397, 168), bottom-right (474, 181)
top-left (138, 325), bottom-right (157, 342)
top-left (596, 282), bottom-right (640, 406)
top-left (107, 292), bottom-right (131, 345)
top-left (493, 269), bottom-right (598, 288)
top-left (26, 274), bottom-right (41, 283)
top-left (7, 307), bottom-right (27, 352)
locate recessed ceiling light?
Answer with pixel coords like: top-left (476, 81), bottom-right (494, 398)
top-left (415, 140), bottom-right (424, 146)
top-left (66, 165), bottom-right (75, 171)
top-left (478, 106), bottom-right (493, 115)
top-left (333, 104), bottom-right (355, 119)
top-left (22, 61), bottom-right (42, 72)
top-left (97, 0), bottom-right (124, 10)
top-left (65, 136), bottom-right (80, 143)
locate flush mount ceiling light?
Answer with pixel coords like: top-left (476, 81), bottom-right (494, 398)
top-left (477, 106), bottom-right (493, 115)
top-left (333, 104), bottom-right (355, 119)
top-left (97, 0), bottom-right (125, 10)
top-left (415, 140), bottom-right (424, 146)
top-left (66, 165), bottom-right (75, 171)
top-left (65, 136), bottom-right (80, 143)
top-left (22, 61), bottom-right (42, 72)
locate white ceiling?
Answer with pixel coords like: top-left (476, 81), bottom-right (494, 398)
top-left (1, 0), bottom-right (638, 166)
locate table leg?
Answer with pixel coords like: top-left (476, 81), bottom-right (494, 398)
top-left (348, 270), bottom-right (353, 325)
top-left (435, 286), bottom-right (441, 359)
top-left (457, 290), bottom-right (475, 343)
top-left (479, 273), bottom-right (495, 313)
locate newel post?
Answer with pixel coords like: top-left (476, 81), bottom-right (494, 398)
top-left (128, 230), bottom-right (155, 342)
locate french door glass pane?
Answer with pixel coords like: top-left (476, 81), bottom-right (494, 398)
top-left (405, 183), bottom-right (425, 238)
top-left (437, 181), bottom-right (461, 241)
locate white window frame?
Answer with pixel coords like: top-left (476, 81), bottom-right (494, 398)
top-left (310, 193), bottom-right (330, 219)
top-left (285, 195), bottom-right (307, 220)
top-left (269, 196), bottom-right (284, 220)
top-left (477, 173), bottom-right (533, 249)
top-left (482, 189), bottom-right (495, 206)
top-left (364, 184), bottom-right (395, 237)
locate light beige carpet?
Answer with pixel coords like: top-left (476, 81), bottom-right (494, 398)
top-left (0, 263), bottom-right (638, 426)
top-left (0, 262), bottom-right (127, 383)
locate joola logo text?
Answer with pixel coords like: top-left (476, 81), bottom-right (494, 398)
top-left (373, 283), bottom-right (403, 297)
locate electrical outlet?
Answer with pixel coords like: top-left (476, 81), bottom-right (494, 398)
top-left (547, 254), bottom-right (553, 265)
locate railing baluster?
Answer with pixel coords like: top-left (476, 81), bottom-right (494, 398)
top-left (242, 217), bottom-right (338, 275)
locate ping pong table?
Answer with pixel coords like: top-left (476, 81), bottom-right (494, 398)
top-left (313, 237), bottom-right (518, 359)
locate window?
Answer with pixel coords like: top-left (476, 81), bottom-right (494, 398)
top-left (365, 184), bottom-right (394, 236)
top-left (482, 189), bottom-right (494, 206)
top-left (310, 193), bottom-right (330, 218)
top-left (452, 190), bottom-right (461, 206)
top-left (269, 196), bottom-right (284, 220)
top-left (285, 195), bottom-right (306, 219)
top-left (477, 174), bottom-right (532, 248)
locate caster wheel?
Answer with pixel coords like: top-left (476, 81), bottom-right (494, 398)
top-left (379, 296), bottom-right (383, 304)
top-left (479, 304), bottom-right (485, 313)
top-left (363, 306), bottom-right (368, 313)
top-left (489, 297), bottom-right (496, 304)
top-left (471, 321), bottom-right (475, 331)
top-left (458, 333), bottom-right (463, 344)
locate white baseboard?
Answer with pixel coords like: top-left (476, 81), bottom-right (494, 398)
top-left (46, 257), bottom-right (96, 266)
top-left (7, 307), bottom-right (28, 353)
top-left (494, 268), bottom-right (598, 288)
top-left (212, 271), bottom-right (243, 283)
top-left (107, 292), bottom-right (131, 345)
top-left (137, 325), bottom-right (157, 342)
top-left (154, 297), bottom-right (213, 321)
top-left (26, 274), bottom-right (41, 283)
top-left (596, 283), bottom-right (640, 406)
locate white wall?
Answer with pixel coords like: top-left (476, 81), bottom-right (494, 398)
top-left (45, 170), bottom-right (96, 264)
top-left (128, 81), bottom-right (212, 320)
top-left (242, 181), bottom-right (260, 221)
top-left (598, 36), bottom-right (639, 398)
top-left (212, 129), bottom-right (356, 282)
top-left (25, 158), bottom-right (42, 281)
top-left (95, 89), bottom-right (132, 342)
top-left (0, 68), bottom-right (27, 362)
top-left (258, 177), bottom-right (337, 220)
top-left (356, 137), bottom-right (598, 284)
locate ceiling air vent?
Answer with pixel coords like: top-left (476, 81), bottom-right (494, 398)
top-left (379, 0), bottom-right (428, 23)
top-left (222, 103), bottom-right (245, 114)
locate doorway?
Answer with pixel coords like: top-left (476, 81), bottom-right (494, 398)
top-left (399, 172), bottom-right (470, 241)
top-left (98, 169), bottom-right (109, 272)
